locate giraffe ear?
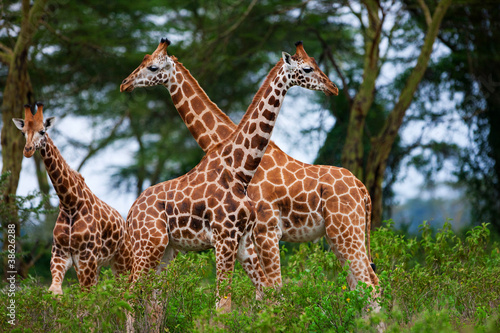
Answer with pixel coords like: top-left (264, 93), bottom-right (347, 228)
top-left (44, 117), bottom-right (56, 130)
top-left (12, 118), bottom-right (25, 131)
top-left (282, 52), bottom-right (296, 70)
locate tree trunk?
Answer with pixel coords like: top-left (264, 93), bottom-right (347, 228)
top-left (1, 55), bottom-right (34, 280)
top-left (0, 0), bottom-right (49, 280)
top-left (339, 0), bottom-right (452, 229)
top-left (341, 0), bottom-right (382, 179)
top-left (364, 0), bottom-right (453, 227)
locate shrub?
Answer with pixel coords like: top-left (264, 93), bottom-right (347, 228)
top-left (1, 220), bottom-right (499, 332)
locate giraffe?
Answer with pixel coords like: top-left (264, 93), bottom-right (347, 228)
top-left (122, 39), bottom-right (338, 313)
top-left (121, 38), bottom-right (379, 294)
top-left (12, 103), bottom-right (132, 295)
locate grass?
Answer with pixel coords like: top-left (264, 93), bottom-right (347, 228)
top-left (1, 221), bottom-right (500, 332)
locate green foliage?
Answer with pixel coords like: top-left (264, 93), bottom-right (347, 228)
top-left (0, 172), bottom-right (51, 227)
top-left (129, 251), bottom-right (215, 332)
top-left (0, 172), bottom-right (54, 277)
top-left (371, 220), bottom-right (418, 271)
top-left (412, 1), bottom-right (500, 228)
top-left (2, 0), bottom-right (360, 198)
top-left (371, 220), bottom-right (500, 330)
top-left (1, 221), bottom-right (499, 332)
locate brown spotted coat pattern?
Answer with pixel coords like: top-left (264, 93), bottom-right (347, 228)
top-left (122, 40), bottom-right (338, 311)
top-left (121, 40), bottom-right (379, 291)
top-left (13, 104), bottom-right (132, 295)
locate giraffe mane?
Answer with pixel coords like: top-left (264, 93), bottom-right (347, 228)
top-left (233, 58), bottom-right (284, 136)
top-left (172, 57), bottom-right (236, 129)
top-left (45, 135), bottom-right (86, 185)
top-left (70, 168), bottom-right (85, 182)
top-left (63, 165), bottom-right (86, 184)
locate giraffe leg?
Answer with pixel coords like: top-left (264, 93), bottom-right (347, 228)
top-left (236, 232), bottom-right (271, 300)
top-left (253, 204), bottom-right (283, 287)
top-left (48, 244), bottom-right (72, 295)
top-left (129, 213), bottom-right (169, 282)
top-left (214, 237), bottom-right (239, 312)
top-left (325, 235), bottom-right (372, 287)
top-left (324, 214), bottom-right (380, 313)
top-left (112, 234), bottom-right (133, 276)
top-left (74, 253), bottom-right (99, 290)
top-left (325, 223), bottom-right (378, 286)
top-left (128, 223), bottom-right (169, 333)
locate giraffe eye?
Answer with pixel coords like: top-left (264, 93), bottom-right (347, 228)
top-left (303, 67), bottom-right (313, 73)
top-left (39, 130), bottom-right (46, 135)
top-left (147, 65), bottom-right (159, 72)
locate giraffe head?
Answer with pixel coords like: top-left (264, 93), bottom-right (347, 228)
top-left (120, 38), bottom-right (176, 92)
top-left (281, 41), bottom-right (338, 96)
top-left (12, 103), bottom-right (55, 158)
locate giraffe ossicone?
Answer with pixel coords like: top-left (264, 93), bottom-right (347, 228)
top-left (121, 38), bottom-right (379, 299)
top-left (13, 104), bottom-right (132, 295)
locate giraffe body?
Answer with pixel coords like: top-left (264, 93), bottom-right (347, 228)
top-left (13, 104), bottom-right (132, 294)
top-left (127, 147), bottom-right (265, 298)
top-left (122, 39), bottom-right (337, 311)
top-left (121, 39), bottom-right (378, 291)
top-left (249, 149), bottom-right (376, 288)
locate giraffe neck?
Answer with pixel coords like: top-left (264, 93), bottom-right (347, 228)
top-left (40, 135), bottom-right (85, 209)
top-left (222, 59), bottom-right (288, 185)
top-left (164, 59), bottom-right (236, 152)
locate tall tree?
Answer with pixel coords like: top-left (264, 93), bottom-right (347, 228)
top-left (1, 0), bottom-right (50, 278)
top-left (0, 0), bottom-right (167, 278)
top-left (410, 1), bottom-right (500, 230)
top-left (317, 0), bottom-right (452, 227)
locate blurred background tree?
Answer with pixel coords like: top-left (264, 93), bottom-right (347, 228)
top-left (406, 0), bottom-right (500, 230)
top-left (1, 0), bottom-right (50, 278)
top-left (1, 0), bottom-right (498, 279)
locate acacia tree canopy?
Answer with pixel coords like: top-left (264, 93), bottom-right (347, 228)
top-left (2, 0), bottom-right (496, 278)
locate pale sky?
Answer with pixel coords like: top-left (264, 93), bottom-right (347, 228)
top-left (8, 87), bottom-right (469, 219)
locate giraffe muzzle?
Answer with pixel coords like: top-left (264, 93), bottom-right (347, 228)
top-left (325, 83), bottom-right (339, 96)
top-left (120, 79), bottom-right (135, 92)
top-left (24, 145), bottom-right (35, 158)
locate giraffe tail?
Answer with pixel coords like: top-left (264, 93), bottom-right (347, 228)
top-left (364, 191), bottom-right (376, 273)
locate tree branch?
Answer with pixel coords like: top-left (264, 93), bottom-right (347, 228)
top-left (22, 0), bottom-right (30, 21)
top-left (24, 239), bottom-right (49, 272)
top-left (367, 0), bottom-right (385, 64)
top-left (77, 112), bottom-right (129, 172)
top-left (382, 0), bottom-right (452, 138)
top-left (417, 0), bottom-right (432, 26)
top-left (370, 0), bottom-right (453, 164)
top-left (340, 0), bottom-right (383, 177)
top-left (13, 0), bottom-right (50, 57)
top-left (347, 1), bottom-right (366, 32)
top-left (219, 0), bottom-right (258, 40)
top-left (0, 41), bottom-right (13, 54)
top-left (379, 8), bottom-right (404, 68)
top-left (273, 0), bottom-right (312, 15)
top-left (0, 51), bottom-right (12, 65)
top-left (312, 29), bottom-right (353, 107)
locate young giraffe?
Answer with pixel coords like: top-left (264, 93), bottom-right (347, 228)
top-left (121, 39), bottom-right (378, 292)
top-left (13, 104), bottom-right (132, 294)
top-left (123, 40), bottom-right (337, 311)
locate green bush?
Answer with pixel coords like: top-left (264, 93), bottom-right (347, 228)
top-left (1, 220), bottom-right (499, 332)
top-left (0, 171), bottom-right (55, 279)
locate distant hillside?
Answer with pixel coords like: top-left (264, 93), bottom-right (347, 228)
top-left (389, 196), bottom-right (471, 234)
